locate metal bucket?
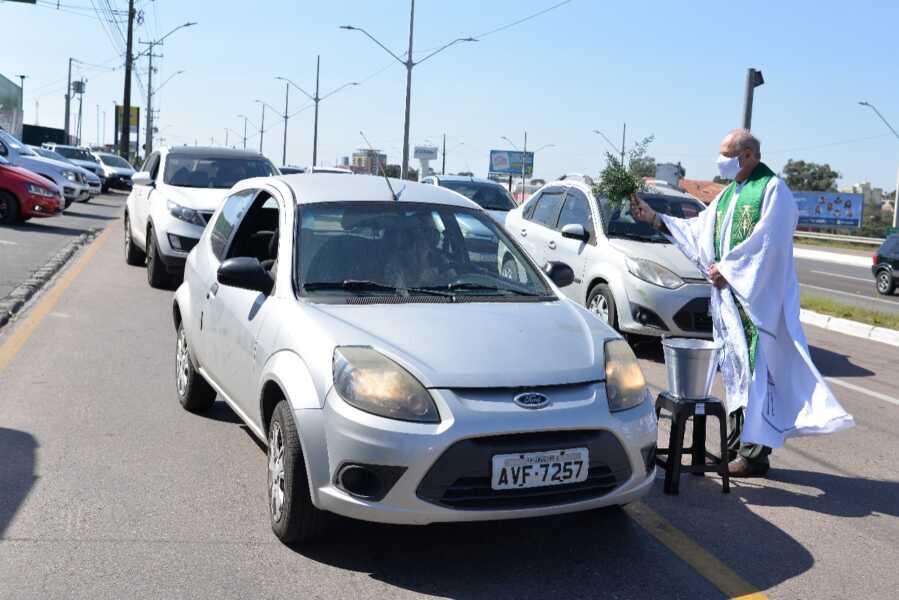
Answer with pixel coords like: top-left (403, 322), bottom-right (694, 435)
top-left (661, 337), bottom-right (723, 400)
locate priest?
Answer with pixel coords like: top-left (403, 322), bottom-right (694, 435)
top-left (630, 128), bottom-right (854, 477)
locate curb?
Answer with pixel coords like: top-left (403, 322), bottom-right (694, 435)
top-left (0, 228), bottom-right (101, 330)
top-left (800, 308), bottom-right (899, 348)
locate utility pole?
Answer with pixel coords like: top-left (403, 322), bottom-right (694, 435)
top-left (312, 55), bottom-right (321, 166)
top-left (621, 123), bottom-right (626, 166)
top-left (119, 0), bottom-right (136, 159)
top-left (17, 75), bottom-right (26, 123)
top-left (859, 101), bottom-right (899, 229)
top-left (521, 131), bottom-right (527, 201)
top-left (140, 43), bottom-right (161, 155)
top-left (243, 117), bottom-right (247, 149)
top-left (442, 133), bottom-right (446, 175)
top-left (259, 102), bottom-right (265, 153)
top-left (742, 68), bottom-right (765, 130)
top-left (101, 110), bottom-right (106, 146)
top-left (76, 81), bottom-right (84, 145)
top-left (281, 81), bottom-right (289, 165)
top-left (96, 104), bottom-right (100, 146)
top-left (225, 128), bottom-right (228, 147)
top-left (65, 58), bottom-right (74, 139)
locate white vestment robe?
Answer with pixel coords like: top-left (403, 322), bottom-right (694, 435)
top-left (659, 177), bottom-right (854, 448)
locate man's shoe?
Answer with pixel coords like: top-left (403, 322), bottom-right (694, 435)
top-left (728, 456), bottom-right (769, 477)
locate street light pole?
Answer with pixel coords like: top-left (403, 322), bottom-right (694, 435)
top-left (17, 75), bottom-right (26, 123)
top-left (742, 68), bottom-right (764, 130)
top-left (119, 0), bottom-right (136, 159)
top-left (258, 102), bottom-right (265, 153)
top-left (65, 58), bottom-right (75, 140)
top-left (312, 56), bottom-right (321, 166)
top-left (442, 133), bottom-right (446, 175)
top-left (282, 81), bottom-right (289, 165)
top-left (859, 101), bottom-right (899, 228)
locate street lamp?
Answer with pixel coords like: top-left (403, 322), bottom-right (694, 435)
top-left (594, 128), bottom-right (625, 165)
top-left (859, 100), bottom-right (899, 229)
top-left (278, 59), bottom-right (358, 167)
top-left (742, 68), bottom-right (764, 130)
top-left (237, 114), bottom-right (259, 150)
top-left (341, 1), bottom-right (477, 179)
top-left (253, 100), bottom-right (268, 154)
top-left (16, 75), bottom-right (26, 121)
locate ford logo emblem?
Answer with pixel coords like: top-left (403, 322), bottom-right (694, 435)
top-left (514, 392), bottom-right (550, 410)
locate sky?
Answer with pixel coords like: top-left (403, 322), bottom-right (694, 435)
top-left (3, 0), bottom-right (899, 191)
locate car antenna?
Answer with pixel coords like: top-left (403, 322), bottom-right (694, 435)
top-left (360, 131), bottom-right (403, 201)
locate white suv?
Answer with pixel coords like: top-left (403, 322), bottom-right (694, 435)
top-left (124, 146), bottom-right (278, 288)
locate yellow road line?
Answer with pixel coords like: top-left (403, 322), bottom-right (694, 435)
top-left (626, 502), bottom-right (769, 600)
top-left (0, 226), bottom-right (112, 373)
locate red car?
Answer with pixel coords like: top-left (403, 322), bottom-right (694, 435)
top-left (0, 155), bottom-right (63, 224)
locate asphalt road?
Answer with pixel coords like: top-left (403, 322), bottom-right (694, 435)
top-left (795, 255), bottom-right (899, 316)
top-left (1, 218), bottom-right (898, 599)
top-left (0, 192), bottom-right (125, 300)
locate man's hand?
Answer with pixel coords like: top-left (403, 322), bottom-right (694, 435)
top-left (630, 194), bottom-right (656, 225)
top-left (709, 263), bottom-right (728, 289)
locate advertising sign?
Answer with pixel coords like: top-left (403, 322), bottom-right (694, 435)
top-left (114, 105), bottom-right (140, 157)
top-left (795, 191), bottom-right (863, 229)
top-left (414, 145), bottom-right (438, 160)
top-left (489, 149), bottom-right (534, 176)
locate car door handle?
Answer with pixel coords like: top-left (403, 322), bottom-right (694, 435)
top-left (547, 241), bottom-right (557, 250)
top-left (520, 228), bottom-right (528, 237)
top-left (206, 282), bottom-right (219, 300)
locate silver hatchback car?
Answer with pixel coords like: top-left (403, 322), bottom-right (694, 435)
top-left (173, 174), bottom-right (657, 544)
top-left (503, 180), bottom-right (713, 339)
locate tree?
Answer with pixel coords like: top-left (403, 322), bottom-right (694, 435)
top-left (627, 135), bottom-right (656, 178)
top-left (782, 159), bottom-right (840, 192)
top-left (384, 164), bottom-right (418, 181)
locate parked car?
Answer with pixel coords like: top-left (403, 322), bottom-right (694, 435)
top-left (41, 143), bottom-right (104, 180)
top-left (0, 130), bottom-right (89, 208)
top-left (124, 146), bottom-right (279, 288)
top-left (172, 174), bottom-right (657, 544)
top-left (30, 146), bottom-right (101, 199)
top-left (0, 155), bottom-right (62, 223)
top-left (280, 165), bottom-right (351, 175)
top-left (503, 179), bottom-right (713, 338)
top-left (421, 174), bottom-right (516, 224)
top-left (92, 151), bottom-right (135, 192)
top-left (873, 234), bottom-right (898, 295)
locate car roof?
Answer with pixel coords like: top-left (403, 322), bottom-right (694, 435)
top-left (271, 174), bottom-right (481, 208)
top-left (429, 174), bottom-right (500, 186)
top-left (163, 145), bottom-right (266, 159)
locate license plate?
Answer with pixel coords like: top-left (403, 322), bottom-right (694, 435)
top-left (491, 447), bottom-right (589, 490)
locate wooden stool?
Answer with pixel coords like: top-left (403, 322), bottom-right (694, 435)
top-left (654, 392), bottom-right (730, 495)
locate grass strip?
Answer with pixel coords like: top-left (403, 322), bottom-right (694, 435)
top-left (801, 292), bottom-right (899, 330)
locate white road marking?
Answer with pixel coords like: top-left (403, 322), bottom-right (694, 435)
top-left (827, 377), bottom-right (899, 408)
top-left (801, 283), bottom-right (899, 306)
top-left (810, 269), bottom-right (872, 283)
top-left (0, 240), bottom-right (17, 246)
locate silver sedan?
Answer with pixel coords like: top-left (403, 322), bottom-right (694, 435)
top-left (173, 174), bottom-right (658, 545)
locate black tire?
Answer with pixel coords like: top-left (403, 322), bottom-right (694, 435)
top-left (63, 197), bottom-right (73, 209)
top-left (102, 184), bottom-right (110, 194)
top-left (124, 213), bottom-right (146, 266)
top-left (0, 191), bottom-right (20, 225)
top-left (268, 400), bottom-right (326, 545)
top-left (146, 225), bottom-right (173, 289)
top-left (587, 283), bottom-right (618, 329)
top-left (175, 322), bottom-right (216, 413)
top-left (876, 270), bottom-right (896, 295)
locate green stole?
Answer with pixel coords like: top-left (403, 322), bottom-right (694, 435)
top-left (713, 162), bottom-right (775, 372)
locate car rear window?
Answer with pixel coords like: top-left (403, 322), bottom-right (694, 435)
top-left (881, 235), bottom-right (899, 256)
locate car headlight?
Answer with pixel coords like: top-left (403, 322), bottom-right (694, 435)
top-left (62, 170), bottom-right (77, 182)
top-left (333, 347), bottom-right (440, 423)
top-left (625, 257), bottom-right (684, 289)
top-left (604, 339), bottom-right (649, 412)
top-left (167, 200), bottom-right (206, 226)
top-left (27, 183), bottom-right (57, 198)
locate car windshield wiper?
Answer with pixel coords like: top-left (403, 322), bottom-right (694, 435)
top-left (429, 282), bottom-right (541, 296)
top-left (303, 280), bottom-right (453, 297)
top-left (608, 231), bottom-right (668, 243)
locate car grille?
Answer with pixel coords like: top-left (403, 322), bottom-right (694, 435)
top-left (416, 430), bottom-right (631, 510)
top-left (673, 297), bottom-right (712, 332)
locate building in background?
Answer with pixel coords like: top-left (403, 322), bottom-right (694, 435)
top-left (840, 181), bottom-right (885, 206)
top-left (679, 179), bottom-right (726, 204)
top-left (0, 73), bottom-right (23, 138)
top-left (351, 148), bottom-right (387, 175)
top-left (654, 162), bottom-right (686, 187)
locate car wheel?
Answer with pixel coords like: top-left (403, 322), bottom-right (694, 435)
top-left (876, 270), bottom-right (896, 295)
top-left (587, 284), bottom-right (618, 329)
top-left (175, 322), bottom-right (216, 413)
top-left (146, 225), bottom-right (173, 289)
top-left (124, 213), bottom-right (146, 266)
top-left (268, 400), bottom-right (326, 545)
top-left (501, 255), bottom-right (519, 281)
top-left (0, 191), bottom-right (20, 225)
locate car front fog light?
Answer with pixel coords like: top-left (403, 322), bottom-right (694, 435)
top-left (333, 347), bottom-right (440, 423)
top-left (604, 339), bottom-right (649, 412)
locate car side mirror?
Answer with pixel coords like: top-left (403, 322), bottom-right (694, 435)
top-left (132, 171), bottom-right (153, 187)
top-left (217, 257), bottom-right (274, 295)
top-left (560, 223), bottom-right (589, 242)
top-left (544, 261), bottom-right (575, 288)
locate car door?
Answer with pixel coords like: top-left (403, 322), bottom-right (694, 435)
top-left (517, 186), bottom-right (565, 266)
top-left (132, 152), bottom-right (159, 248)
top-left (204, 189), bottom-right (281, 416)
top-left (546, 186), bottom-right (595, 302)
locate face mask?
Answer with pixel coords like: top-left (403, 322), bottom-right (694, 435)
top-left (716, 154), bottom-right (741, 180)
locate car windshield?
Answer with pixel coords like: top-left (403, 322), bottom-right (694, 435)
top-left (297, 201), bottom-right (552, 301)
top-left (599, 193), bottom-right (705, 243)
top-left (54, 147), bottom-right (97, 162)
top-left (35, 147), bottom-right (66, 161)
top-left (440, 180), bottom-right (516, 211)
top-left (163, 155), bottom-right (277, 188)
top-left (98, 154), bottom-right (133, 168)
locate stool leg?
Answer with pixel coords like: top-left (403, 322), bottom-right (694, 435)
top-left (718, 413), bottom-right (730, 494)
top-left (691, 414), bottom-right (707, 476)
top-left (666, 416), bottom-right (686, 495)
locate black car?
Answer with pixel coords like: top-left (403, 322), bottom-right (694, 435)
top-left (873, 233), bottom-right (899, 295)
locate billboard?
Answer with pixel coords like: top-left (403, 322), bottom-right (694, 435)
top-left (114, 105), bottom-right (140, 157)
top-left (0, 74), bottom-right (23, 138)
top-left (414, 145), bottom-right (438, 160)
top-left (489, 149), bottom-right (533, 176)
top-left (795, 191), bottom-right (863, 229)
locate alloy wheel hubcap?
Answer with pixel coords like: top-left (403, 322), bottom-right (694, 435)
top-left (590, 294), bottom-right (610, 322)
top-left (268, 422), bottom-right (286, 522)
top-left (175, 328), bottom-right (190, 396)
top-left (878, 274), bottom-right (889, 292)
